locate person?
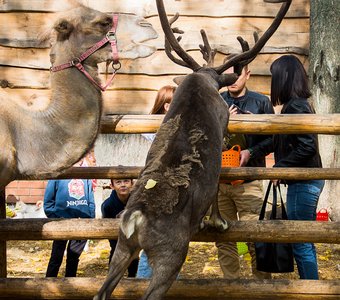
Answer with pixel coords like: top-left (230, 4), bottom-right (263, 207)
top-left (142, 85), bottom-right (176, 142)
top-left (138, 85), bottom-right (176, 278)
top-left (216, 64), bottom-right (274, 279)
top-left (268, 55), bottom-right (324, 279)
top-left (43, 158), bottom-right (95, 277)
top-left (101, 178), bottom-right (139, 277)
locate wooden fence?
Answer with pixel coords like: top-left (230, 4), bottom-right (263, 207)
top-left (0, 114), bottom-right (340, 299)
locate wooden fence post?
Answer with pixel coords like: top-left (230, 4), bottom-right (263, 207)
top-left (0, 190), bottom-right (6, 278)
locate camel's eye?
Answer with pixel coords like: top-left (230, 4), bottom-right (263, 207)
top-left (97, 17), bottom-right (112, 29)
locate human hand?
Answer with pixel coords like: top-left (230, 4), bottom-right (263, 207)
top-left (271, 179), bottom-right (280, 186)
top-left (239, 149), bottom-right (251, 167)
top-left (229, 104), bottom-right (238, 115)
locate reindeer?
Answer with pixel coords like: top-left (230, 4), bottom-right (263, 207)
top-left (94, 1), bottom-right (291, 299)
top-left (0, 4), bottom-right (157, 191)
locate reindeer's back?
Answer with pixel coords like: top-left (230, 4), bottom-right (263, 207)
top-left (126, 73), bottom-right (228, 224)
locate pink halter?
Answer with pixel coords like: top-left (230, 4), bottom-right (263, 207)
top-left (50, 14), bottom-right (120, 91)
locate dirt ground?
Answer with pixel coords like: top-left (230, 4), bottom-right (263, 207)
top-left (6, 240), bottom-right (340, 280)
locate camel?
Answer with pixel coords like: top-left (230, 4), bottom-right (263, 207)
top-left (0, 4), bottom-right (157, 191)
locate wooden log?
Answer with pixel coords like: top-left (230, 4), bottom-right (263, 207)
top-left (0, 278), bottom-right (338, 300)
top-left (0, 0), bottom-right (310, 18)
top-left (52, 166), bottom-right (340, 181)
top-left (100, 114), bottom-right (340, 135)
top-left (0, 190), bottom-right (6, 278)
top-left (0, 219), bottom-right (339, 243)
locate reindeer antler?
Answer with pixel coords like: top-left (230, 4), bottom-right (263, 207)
top-left (157, 0), bottom-right (291, 74)
top-left (199, 30), bottom-right (217, 67)
top-left (214, 0), bottom-right (292, 74)
top-left (156, 0), bottom-right (201, 71)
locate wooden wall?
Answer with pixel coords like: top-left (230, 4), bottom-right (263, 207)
top-left (0, 0), bottom-right (310, 115)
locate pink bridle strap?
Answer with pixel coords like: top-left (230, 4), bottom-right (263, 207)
top-left (50, 14), bottom-right (120, 92)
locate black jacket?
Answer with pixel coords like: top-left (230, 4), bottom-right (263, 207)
top-left (273, 98), bottom-right (322, 169)
top-left (221, 90), bottom-right (274, 167)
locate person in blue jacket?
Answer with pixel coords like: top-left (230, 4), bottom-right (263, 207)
top-left (44, 158), bottom-right (95, 277)
top-left (101, 178), bottom-right (139, 277)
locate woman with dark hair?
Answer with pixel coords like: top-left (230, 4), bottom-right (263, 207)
top-left (269, 55), bottom-right (324, 279)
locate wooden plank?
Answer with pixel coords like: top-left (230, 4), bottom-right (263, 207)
top-left (0, 67), bottom-right (272, 96)
top-left (0, 219), bottom-right (339, 243)
top-left (54, 166), bottom-right (340, 181)
top-left (0, 77), bottom-right (267, 115)
top-left (99, 114), bottom-right (340, 135)
top-left (0, 14), bottom-right (309, 50)
top-left (0, 278), bottom-right (338, 299)
top-left (0, 0), bottom-right (310, 18)
top-left (0, 47), bottom-right (308, 75)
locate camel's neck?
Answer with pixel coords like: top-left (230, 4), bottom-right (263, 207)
top-left (15, 59), bottom-right (103, 178)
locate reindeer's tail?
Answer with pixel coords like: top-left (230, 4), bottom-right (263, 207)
top-left (94, 209), bottom-right (144, 300)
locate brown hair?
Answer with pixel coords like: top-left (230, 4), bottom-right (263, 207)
top-left (150, 85), bottom-right (176, 114)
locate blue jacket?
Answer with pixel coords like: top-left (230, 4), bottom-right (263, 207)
top-left (44, 179), bottom-right (95, 219)
top-left (101, 190), bottom-right (126, 218)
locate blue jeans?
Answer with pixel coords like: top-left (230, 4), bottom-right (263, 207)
top-left (136, 250), bottom-right (152, 278)
top-left (286, 180), bottom-right (324, 279)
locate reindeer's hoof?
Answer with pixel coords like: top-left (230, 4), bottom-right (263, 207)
top-left (203, 218), bottom-right (228, 232)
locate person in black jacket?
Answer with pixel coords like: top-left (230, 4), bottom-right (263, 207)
top-left (268, 55), bottom-right (324, 279)
top-left (101, 178), bottom-right (139, 277)
top-left (217, 65), bottom-right (274, 279)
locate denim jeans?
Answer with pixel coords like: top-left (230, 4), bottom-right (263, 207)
top-left (136, 250), bottom-right (152, 278)
top-left (286, 180), bottom-right (325, 279)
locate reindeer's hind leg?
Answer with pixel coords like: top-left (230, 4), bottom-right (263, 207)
top-left (202, 187), bottom-right (228, 232)
top-left (141, 241), bottom-right (189, 300)
top-left (94, 237), bottom-right (140, 300)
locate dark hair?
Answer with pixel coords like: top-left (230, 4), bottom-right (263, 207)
top-left (270, 55), bottom-right (311, 106)
top-left (150, 85), bottom-right (176, 114)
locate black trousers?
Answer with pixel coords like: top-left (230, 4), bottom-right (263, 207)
top-left (109, 239), bottom-right (139, 277)
top-left (46, 240), bottom-right (87, 277)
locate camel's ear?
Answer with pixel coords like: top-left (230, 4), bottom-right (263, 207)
top-left (54, 19), bottom-right (74, 41)
top-left (173, 76), bottom-right (186, 85)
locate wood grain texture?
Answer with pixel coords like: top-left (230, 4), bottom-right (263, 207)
top-left (0, 0), bottom-right (310, 117)
top-left (0, 277), bottom-right (338, 299)
top-left (0, 13), bottom-right (309, 51)
top-left (0, 0), bottom-right (310, 18)
top-left (0, 219), bottom-right (339, 243)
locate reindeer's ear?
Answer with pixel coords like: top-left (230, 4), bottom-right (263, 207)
top-left (218, 73), bottom-right (239, 88)
top-left (173, 76), bottom-right (186, 85)
top-left (54, 19), bottom-right (74, 41)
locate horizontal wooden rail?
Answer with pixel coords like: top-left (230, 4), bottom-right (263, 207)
top-left (47, 166), bottom-right (340, 180)
top-left (1, 219), bottom-right (339, 243)
top-left (100, 114), bottom-right (340, 134)
top-left (0, 278), bottom-right (338, 299)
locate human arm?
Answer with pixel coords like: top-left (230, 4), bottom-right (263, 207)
top-left (241, 98), bottom-right (274, 166)
top-left (87, 180), bottom-right (96, 218)
top-left (274, 100), bottom-right (319, 167)
top-left (43, 180), bottom-right (59, 218)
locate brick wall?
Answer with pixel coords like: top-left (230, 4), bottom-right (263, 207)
top-left (6, 180), bottom-right (47, 204)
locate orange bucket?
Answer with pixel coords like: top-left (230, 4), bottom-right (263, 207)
top-left (221, 145), bottom-right (244, 185)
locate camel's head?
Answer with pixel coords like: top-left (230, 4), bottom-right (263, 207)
top-left (51, 5), bottom-right (157, 66)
